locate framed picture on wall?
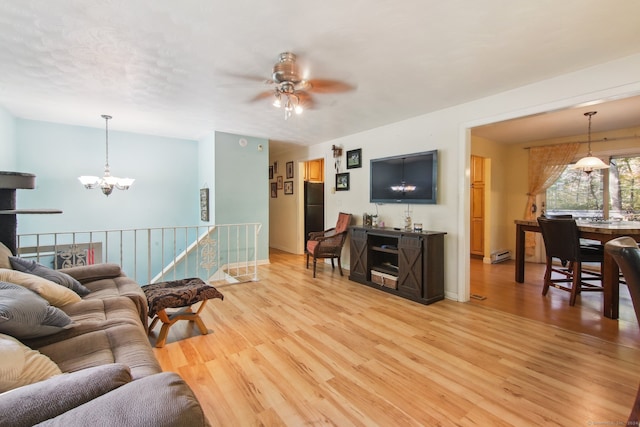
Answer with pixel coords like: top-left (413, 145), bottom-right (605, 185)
top-left (346, 148), bottom-right (362, 169)
top-left (286, 161), bottom-right (294, 179)
top-left (277, 176), bottom-right (283, 189)
top-left (270, 182), bottom-right (277, 198)
top-left (200, 188), bottom-right (209, 221)
top-left (269, 165), bottom-right (274, 179)
top-left (284, 181), bottom-right (293, 195)
top-left (336, 172), bottom-right (350, 191)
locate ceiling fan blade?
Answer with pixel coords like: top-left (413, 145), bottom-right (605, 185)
top-left (221, 72), bottom-right (274, 85)
top-left (296, 91), bottom-right (315, 110)
top-left (249, 91), bottom-right (275, 103)
top-left (305, 79), bottom-right (355, 93)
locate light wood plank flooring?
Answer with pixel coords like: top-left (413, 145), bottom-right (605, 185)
top-left (152, 250), bottom-right (640, 426)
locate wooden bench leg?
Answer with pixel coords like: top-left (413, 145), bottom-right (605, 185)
top-left (150, 300), bottom-right (211, 348)
top-left (155, 309), bottom-right (172, 348)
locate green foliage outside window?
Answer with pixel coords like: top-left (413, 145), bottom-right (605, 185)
top-left (546, 155), bottom-right (640, 219)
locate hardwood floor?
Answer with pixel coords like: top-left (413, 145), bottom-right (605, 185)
top-left (469, 257), bottom-right (640, 349)
top-left (152, 250), bottom-right (640, 426)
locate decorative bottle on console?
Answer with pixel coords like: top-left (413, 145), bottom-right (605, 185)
top-left (404, 206), bottom-right (412, 231)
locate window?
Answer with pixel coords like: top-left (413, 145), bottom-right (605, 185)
top-left (546, 155), bottom-right (640, 220)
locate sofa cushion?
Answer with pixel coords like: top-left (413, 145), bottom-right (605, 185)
top-left (0, 241), bottom-right (12, 269)
top-left (9, 256), bottom-right (90, 297)
top-left (0, 333), bottom-right (62, 393)
top-left (37, 323), bottom-right (162, 379)
top-left (0, 363), bottom-right (132, 427)
top-left (37, 372), bottom-right (209, 427)
top-left (59, 263), bottom-right (122, 284)
top-left (21, 297), bottom-right (144, 350)
top-left (82, 276), bottom-right (149, 325)
top-left (0, 268), bottom-right (81, 307)
top-left (0, 282), bottom-right (74, 339)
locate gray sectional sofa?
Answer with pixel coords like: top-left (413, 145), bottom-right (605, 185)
top-left (0, 244), bottom-right (209, 426)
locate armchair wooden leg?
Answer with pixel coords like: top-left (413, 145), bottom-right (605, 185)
top-left (313, 257), bottom-right (317, 278)
top-left (306, 253), bottom-right (309, 269)
top-left (330, 258), bottom-right (335, 269)
top-left (337, 257), bottom-right (343, 276)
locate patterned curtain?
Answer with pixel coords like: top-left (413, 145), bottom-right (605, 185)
top-left (524, 142), bottom-right (580, 256)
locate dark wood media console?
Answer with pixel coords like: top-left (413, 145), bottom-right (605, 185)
top-left (348, 226), bottom-right (446, 305)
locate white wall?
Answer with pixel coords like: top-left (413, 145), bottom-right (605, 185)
top-left (270, 53), bottom-right (640, 302)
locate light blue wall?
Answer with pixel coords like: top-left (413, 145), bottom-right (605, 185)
top-left (198, 133), bottom-right (215, 224)
top-left (0, 107), bottom-right (17, 170)
top-left (14, 119), bottom-right (200, 234)
top-left (214, 131), bottom-right (269, 260)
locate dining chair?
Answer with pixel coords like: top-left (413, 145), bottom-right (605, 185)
top-left (544, 214), bottom-right (574, 268)
top-left (537, 216), bottom-right (604, 306)
top-left (306, 212), bottom-right (352, 278)
top-left (604, 236), bottom-right (640, 425)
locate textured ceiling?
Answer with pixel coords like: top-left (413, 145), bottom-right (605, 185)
top-left (0, 0), bottom-right (639, 149)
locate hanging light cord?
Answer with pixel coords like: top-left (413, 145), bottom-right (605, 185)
top-left (103, 114), bottom-right (111, 171)
top-left (585, 111), bottom-right (595, 155)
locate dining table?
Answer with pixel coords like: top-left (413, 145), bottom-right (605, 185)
top-left (514, 219), bottom-right (640, 319)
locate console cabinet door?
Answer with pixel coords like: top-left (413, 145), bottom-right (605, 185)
top-left (422, 233), bottom-right (445, 303)
top-left (349, 228), bottom-right (368, 282)
top-left (398, 236), bottom-right (422, 299)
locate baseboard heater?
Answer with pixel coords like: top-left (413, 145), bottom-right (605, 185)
top-left (491, 249), bottom-right (511, 264)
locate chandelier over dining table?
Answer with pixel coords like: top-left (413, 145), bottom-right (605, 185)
top-left (572, 111), bottom-right (610, 174)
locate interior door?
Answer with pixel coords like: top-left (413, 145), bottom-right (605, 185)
top-left (470, 155), bottom-right (485, 256)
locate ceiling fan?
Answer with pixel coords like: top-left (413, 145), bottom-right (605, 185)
top-left (250, 52), bottom-right (354, 120)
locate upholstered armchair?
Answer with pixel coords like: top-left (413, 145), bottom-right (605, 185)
top-left (306, 212), bottom-right (352, 278)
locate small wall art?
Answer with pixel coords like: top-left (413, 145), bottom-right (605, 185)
top-left (286, 161), bottom-right (294, 179)
top-left (284, 181), bottom-right (293, 195)
top-left (200, 188), bottom-right (209, 221)
top-left (336, 172), bottom-right (350, 191)
top-left (277, 176), bottom-right (283, 189)
top-left (270, 182), bottom-right (277, 198)
top-left (346, 148), bottom-right (362, 169)
top-left (269, 165), bottom-right (274, 179)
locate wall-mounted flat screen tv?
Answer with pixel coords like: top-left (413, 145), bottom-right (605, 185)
top-left (370, 150), bottom-right (438, 204)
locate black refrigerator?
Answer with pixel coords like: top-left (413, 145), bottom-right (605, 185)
top-left (304, 182), bottom-right (324, 246)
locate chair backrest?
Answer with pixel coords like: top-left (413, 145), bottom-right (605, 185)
top-left (335, 212), bottom-right (352, 234)
top-left (537, 216), bottom-right (581, 261)
top-left (605, 236), bottom-right (640, 325)
top-left (545, 214), bottom-right (573, 219)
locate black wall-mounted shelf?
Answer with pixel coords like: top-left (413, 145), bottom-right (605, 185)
top-left (0, 171), bottom-right (62, 254)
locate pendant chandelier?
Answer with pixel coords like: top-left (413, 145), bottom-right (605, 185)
top-left (78, 115), bottom-right (134, 196)
top-left (572, 111), bottom-right (609, 174)
top-left (390, 158), bottom-right (416, 193)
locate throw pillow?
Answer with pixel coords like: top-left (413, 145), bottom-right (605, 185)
top-left (0, 364), bottom-right (132, 426)
top-left (0, 268), bottom-right (81, 307)
top-left (0, 242), bottom-right (12, 270)
top-left (0, 332), bottom-right (62, 393)
top-left (9, 257), bottom-right (90, 297)
top-left (0, 282), bottom-right (74, 339)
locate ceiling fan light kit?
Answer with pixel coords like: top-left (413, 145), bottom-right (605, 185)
top-left (572, 111), bottom-right (610, 174)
